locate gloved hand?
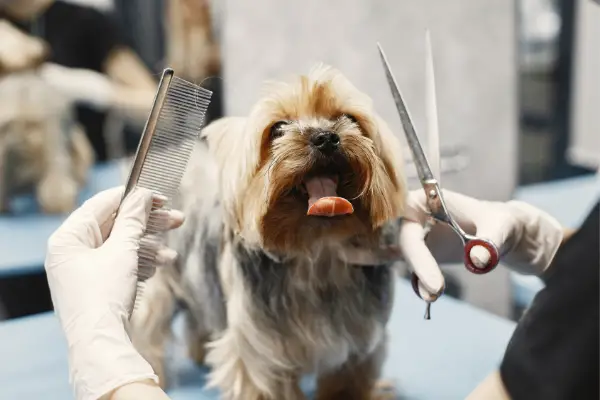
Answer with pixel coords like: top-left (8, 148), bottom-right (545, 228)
top-left (401, 189), bottom-right (564, 296)
top-left (45, 186), bottom-right (184, 400)
top-left (38, 62), bottom-right (114, 109)
top-left (0, 19), bottom-right (47, 74)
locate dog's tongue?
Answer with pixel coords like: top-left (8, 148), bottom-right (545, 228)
top-left (305, 177), bottom-right (354, 217)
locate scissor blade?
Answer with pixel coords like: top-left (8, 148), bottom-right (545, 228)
top-left (377, 43), bottom-right (434, 182)
top-left (425, 30), bottom-right (441, 183)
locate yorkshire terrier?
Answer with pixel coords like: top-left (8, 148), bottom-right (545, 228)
top-left (0, 71), bottom-right (94, 214)
top-left (131, 64), bottom-right (407, 399)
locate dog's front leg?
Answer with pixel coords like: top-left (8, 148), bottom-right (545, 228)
top-left (205, 327), bottom-right (305, 400)
top-left (315, 337), bottom-right (394, 400)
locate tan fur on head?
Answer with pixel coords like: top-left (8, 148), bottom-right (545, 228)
top-left (203, 64), bottom-right (407, 254)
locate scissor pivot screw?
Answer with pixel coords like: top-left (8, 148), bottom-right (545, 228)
top-left (428, 190), bottom-right (437, 199)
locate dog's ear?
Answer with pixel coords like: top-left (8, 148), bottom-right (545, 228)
top-left (201, 116), bottom-right (247, 167)
top-left (372, 114), bottom-right (408, 217)
top-left (200, 117), bottom-right (252, 226)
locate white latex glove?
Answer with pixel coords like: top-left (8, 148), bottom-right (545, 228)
top-left (0, 19), bottom-right (47, 73)
top-left (38, 62), bottom-right (114, 109)
top-left (402, 189), bottom-right (564, 296)
top-left (45, 186), bottom-right (184, 400)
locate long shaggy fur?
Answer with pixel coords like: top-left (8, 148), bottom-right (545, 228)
top-left (131, 65), bottom-right (407, 399)
top-left (0, 71), bottom-right (94, 213)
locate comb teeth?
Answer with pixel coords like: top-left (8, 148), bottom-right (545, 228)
top-left (131, 73), bottom-right (212, 315)
top-left (137, 77), bottom-right (211, 206)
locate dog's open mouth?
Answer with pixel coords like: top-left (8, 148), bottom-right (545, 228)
top-left (302, 175), bottom-right (354, 217)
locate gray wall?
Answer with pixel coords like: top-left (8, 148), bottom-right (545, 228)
top-left (569, 0), bottom-right (600, 170)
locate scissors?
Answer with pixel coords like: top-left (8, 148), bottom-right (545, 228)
top-left (377, 34), bottom-right (500, 309)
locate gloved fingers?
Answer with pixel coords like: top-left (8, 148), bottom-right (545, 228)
top-left (38, 63), bottom-right (114, 109)
top-left (403, 190), bottom-right (430, 225)
top-left (77, 186), bottom-right (125, 224)
top-left (106, 188), bottom-right (154, 245)
top-left (49, 187), bottom-right (125, 249)
top-left (468, 216), bottom-right (513, 269)
top-left (405, 189), bottom-right (479, 234)
top-left (136, 238), bottom-right (176, 283)
top-left (147, 208), bottom-right (185, 232)
top-left (436, 190), bottom-right (480, 234)
top-left (399, 220), bottom-right (445, 300)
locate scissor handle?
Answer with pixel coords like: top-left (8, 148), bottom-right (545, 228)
top-left (463, 237), bottom-right (499, 274)
top-left (410, 272), bottom-right (445, 300)
top-left (410, 237), bottom-right (499, 300)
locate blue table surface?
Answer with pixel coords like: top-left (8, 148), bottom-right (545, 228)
top-left (510, 173), bottom-right (599, 308)
top-left (513, 173), bottom-right (599, 229)
top-left (0, 280), bottom-right (515, 400)
top-left (0, 161), bottom-right (125, 277)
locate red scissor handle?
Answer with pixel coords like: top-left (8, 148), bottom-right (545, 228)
top-left (410, 238), bottom-right (499, 299)
top-left (463, 238), bottom-right (499, 274)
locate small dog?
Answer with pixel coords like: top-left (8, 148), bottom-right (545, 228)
top-left (0, 71), bottom-right (94, 213)
top-left (131, 64), bottom-right (407, 399)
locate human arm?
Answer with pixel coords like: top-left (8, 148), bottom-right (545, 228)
top-left (467, 201), bottom-right (599, 400)
top-left (465, 371), bottom-right (510, 400)
top-left (0, 18), bottom-right (47, 75)
top-left (102, 46), bottom-right (159, 124)
top-left (45, 187), bottom-right (183, 400)
top-left (37, 62), bottom-right (154, 124)
top-left (32, 5), bottom-right (157, 126)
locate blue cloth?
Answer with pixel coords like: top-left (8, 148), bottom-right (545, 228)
top-left (0, 280), bottom-right (515, 400)
top-left (0, 162), bottom-right (124, 277)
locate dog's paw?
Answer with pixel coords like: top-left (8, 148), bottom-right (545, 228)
top-left (370, 380), bottom-right (397, 400)
top-left (37, 175), bottom-right (78, 214)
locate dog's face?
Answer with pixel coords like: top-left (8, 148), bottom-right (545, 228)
top-left (205, 65), bottom-right (406, 254)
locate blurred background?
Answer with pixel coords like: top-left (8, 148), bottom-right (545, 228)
top-left (0, 1), bottom-right (598, 399)
top-left (0, 0), bottom-right (598, 324)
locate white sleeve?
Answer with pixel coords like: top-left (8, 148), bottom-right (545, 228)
top-left (107, 380), bottom-right (172, 400)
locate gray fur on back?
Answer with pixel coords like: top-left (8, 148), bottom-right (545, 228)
top-left (167, 140), bottom-right (227, 333)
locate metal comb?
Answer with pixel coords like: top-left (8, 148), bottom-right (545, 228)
top-left (117, 68), bottom-right (212, 315)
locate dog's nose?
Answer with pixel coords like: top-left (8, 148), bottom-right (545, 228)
top-left (310, 131), bottom-right (340, 154)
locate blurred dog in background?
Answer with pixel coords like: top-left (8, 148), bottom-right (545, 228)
top-left (132, 65), bottom-right (406, 400)
top-left (165, 0), bottom-right (221, 83)
top-left (0, 71), bottom-right (94, 214)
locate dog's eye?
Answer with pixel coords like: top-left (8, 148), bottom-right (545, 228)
top-left (269, 121), bottom-right (288, 140)
top-left (343, 114), bottom-right (358, 124)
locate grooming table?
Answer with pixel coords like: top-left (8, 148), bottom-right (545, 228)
top-left (0, 161), bottom-right (126, 278)
top-left (510, 173), bottom-right (600, 309)
top-left (0, 280), bottom-right (515, 400)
